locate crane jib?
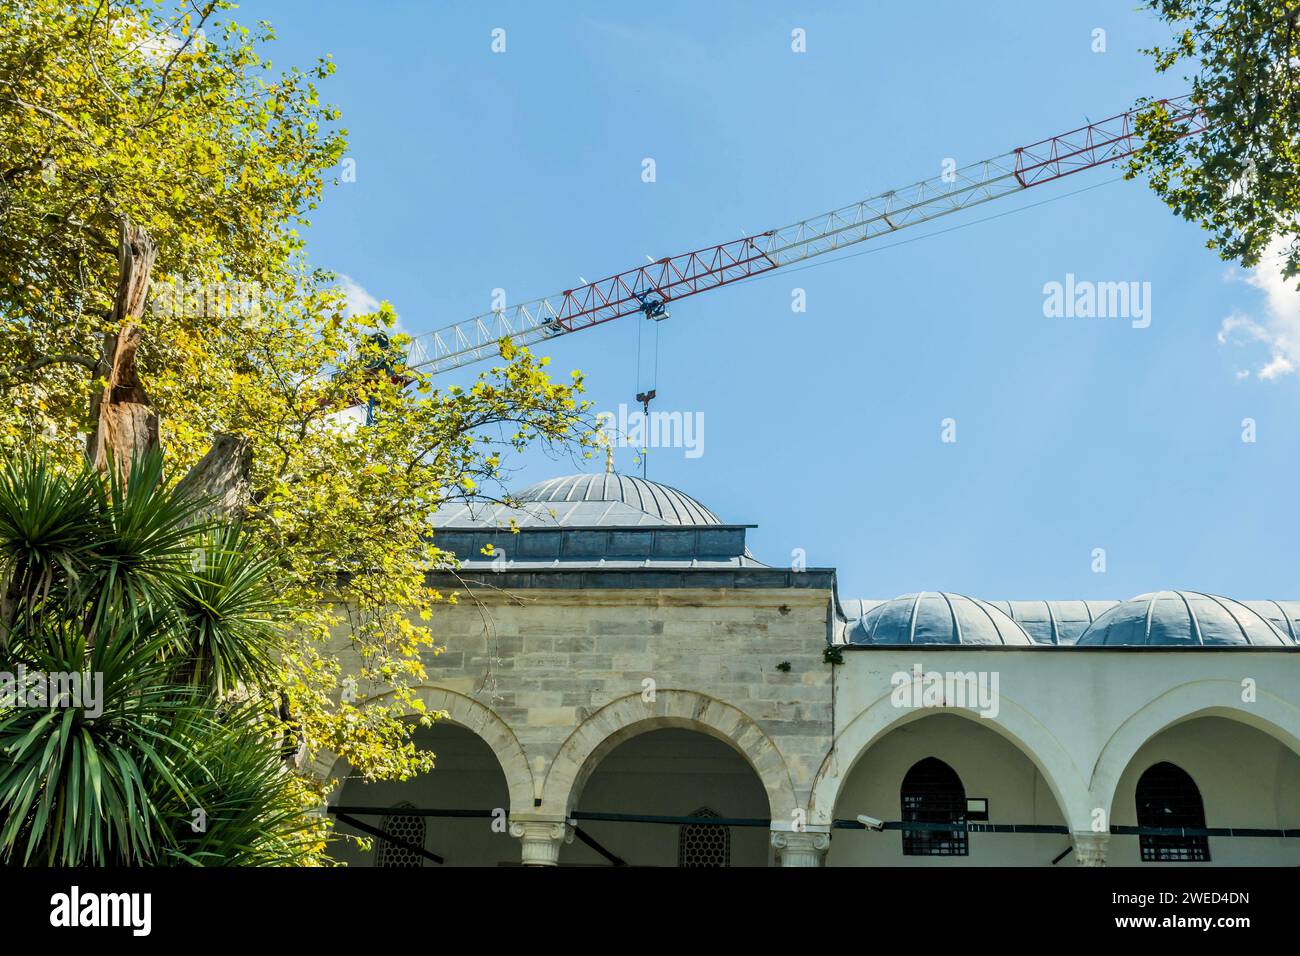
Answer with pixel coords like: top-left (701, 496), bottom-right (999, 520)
top-left (407, 95), bottom-right (1207, 375)
top-left (545, 236), bottom-right (780, 336)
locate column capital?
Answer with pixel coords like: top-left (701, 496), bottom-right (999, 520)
top-left (1072, 830), bottom-right (1109, 867)
top-left (770, 828), bottom-right (831, 867)
top-left (509, 817), bottom-right (573, 867)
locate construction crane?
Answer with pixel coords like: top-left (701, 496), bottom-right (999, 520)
top-left (403, 95), bottom-right (1207, 377)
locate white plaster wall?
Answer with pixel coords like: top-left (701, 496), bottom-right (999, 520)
top-left (819, 647), bottom-right (1300, 836)
top-left (1106, 716), bottom-right (1300, 866)
top-left (825, 713), bottom-right (1069, 866)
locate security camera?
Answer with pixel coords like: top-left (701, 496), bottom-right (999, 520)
top-left (856, 814), bottom-right (885, 832)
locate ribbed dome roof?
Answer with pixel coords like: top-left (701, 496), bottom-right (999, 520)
top-left (515, 473), bottom-right (721, 526)
top-left (1077, 591), bottom-right (1296, 647)
top-left (986, 600), bottom-right (1117, 645)
top-left (845, 592), bottom-right (1035, 646)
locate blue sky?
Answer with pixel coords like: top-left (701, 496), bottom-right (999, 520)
top-left (255, 1), bottom-right (1300, 601)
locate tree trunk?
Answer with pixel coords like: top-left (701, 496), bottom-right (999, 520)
top-left (176, 432), bottom-right (253, 521)
top-left (86, 220), bottom-right (159, 482)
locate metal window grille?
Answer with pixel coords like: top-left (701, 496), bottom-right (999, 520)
top-left (678, 807), bottom-right (730, 867)
top-left (376, 802), bottom-right (426, 868)
top-left (1136, 762), bottom-right (1210, 863)
top-left (901, 757), bottom-right (969, 857)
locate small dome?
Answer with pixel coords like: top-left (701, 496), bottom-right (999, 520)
top-left (845, 592), bottom-right (1035, 646)
top-left (1241, 600), bottom-right (1300, 642)
top-left (515, 473), bottom-right (720, 526)
top-left (1077, 591), bottom-right (1295, 647)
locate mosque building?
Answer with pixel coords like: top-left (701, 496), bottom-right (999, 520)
top-left (320, 473), bottom-right (1300, 867)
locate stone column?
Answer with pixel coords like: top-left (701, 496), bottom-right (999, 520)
top-left (771, 828), bottom-right (831, 867)
top-left (1072, 831), bottom-right (1109, 867)
top-left (509, 819), bottom-right (573, 867)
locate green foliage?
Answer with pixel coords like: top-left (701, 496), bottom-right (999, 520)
top-left (171, 523), bottom-right (284, 695)
top-left (0, 0), bottom-right (344, 436)
top-left (0, 453), bottom-right (321, 866)
top-left (1130, 1), bottom-right (1300, 277)
top-left (0, 455), bottom-right (101, 624)
top-left (153, 701), bottom-right (320, 866)
top-left (0, 0), bottom-right (592, 797)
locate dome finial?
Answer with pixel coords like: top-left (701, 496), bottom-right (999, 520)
top-left (594, 427), bottom-right (615, 474)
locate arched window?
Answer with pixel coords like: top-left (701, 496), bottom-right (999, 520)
top-left (678, 807), bottom-right (730, 867)
top-left (1136, 762), bottom-right (1210, 862)
top-left (900, 757), bottom-right (968, 856)
top-left (375, 802), bottom-right (426, 868)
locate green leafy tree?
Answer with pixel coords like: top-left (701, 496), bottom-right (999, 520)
top-left (1130, 1), bottom-right (1300, 277)
top-left (0, 0), bottom-right (591, 819)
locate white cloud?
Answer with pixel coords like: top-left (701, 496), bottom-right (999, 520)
top-left (337, 274), bottom-right (381, 317)
top-left (1216, 238), bottom-right (1300, 381)
top-left (1259, 353), bottom-right (1296, 380)
top-left (112, 15), bottom-right (195, 65)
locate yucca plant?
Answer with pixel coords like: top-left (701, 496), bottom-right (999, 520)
top-left (0, 453), bottom-right (318, 866)
top-left (170, 523), bottom-right (285, 696)
top-left (0, 607), bottom-right (187, 865)
top-left (0, 456), bottom-right (101, 643)
top-left (155, 701), bottom-right (322, 866)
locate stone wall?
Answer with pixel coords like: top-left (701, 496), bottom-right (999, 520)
top-left (326, 584), bottom-right (838, 820)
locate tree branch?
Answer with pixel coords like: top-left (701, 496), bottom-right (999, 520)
top-left (22, 352), bottom-right (99, 375)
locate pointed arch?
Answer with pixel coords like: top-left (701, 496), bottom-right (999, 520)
top-left (809, 688), bottom-right (1091, 831)
top-left (1088, 679), bottom-right (1300, 818)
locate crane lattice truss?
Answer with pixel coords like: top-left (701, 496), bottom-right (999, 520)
top-left (406, 95), bottom-right (1206, 375)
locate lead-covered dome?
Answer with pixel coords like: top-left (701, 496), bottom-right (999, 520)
top-left (844, 592), bottom-right (1035, 646)
top-left (515, 473), bottom-right (721, 526)
top-left (1077, 591), bottom-right (1295, 646)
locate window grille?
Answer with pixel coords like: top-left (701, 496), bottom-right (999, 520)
top-left (376, 802), bottom-right (426, 867)
top-left (678, 807), bottom-right (730, 867)
top-left (901, 757), bottom-right (968, 856)
top-left (1136, 762), bottom-right (1210, 862)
